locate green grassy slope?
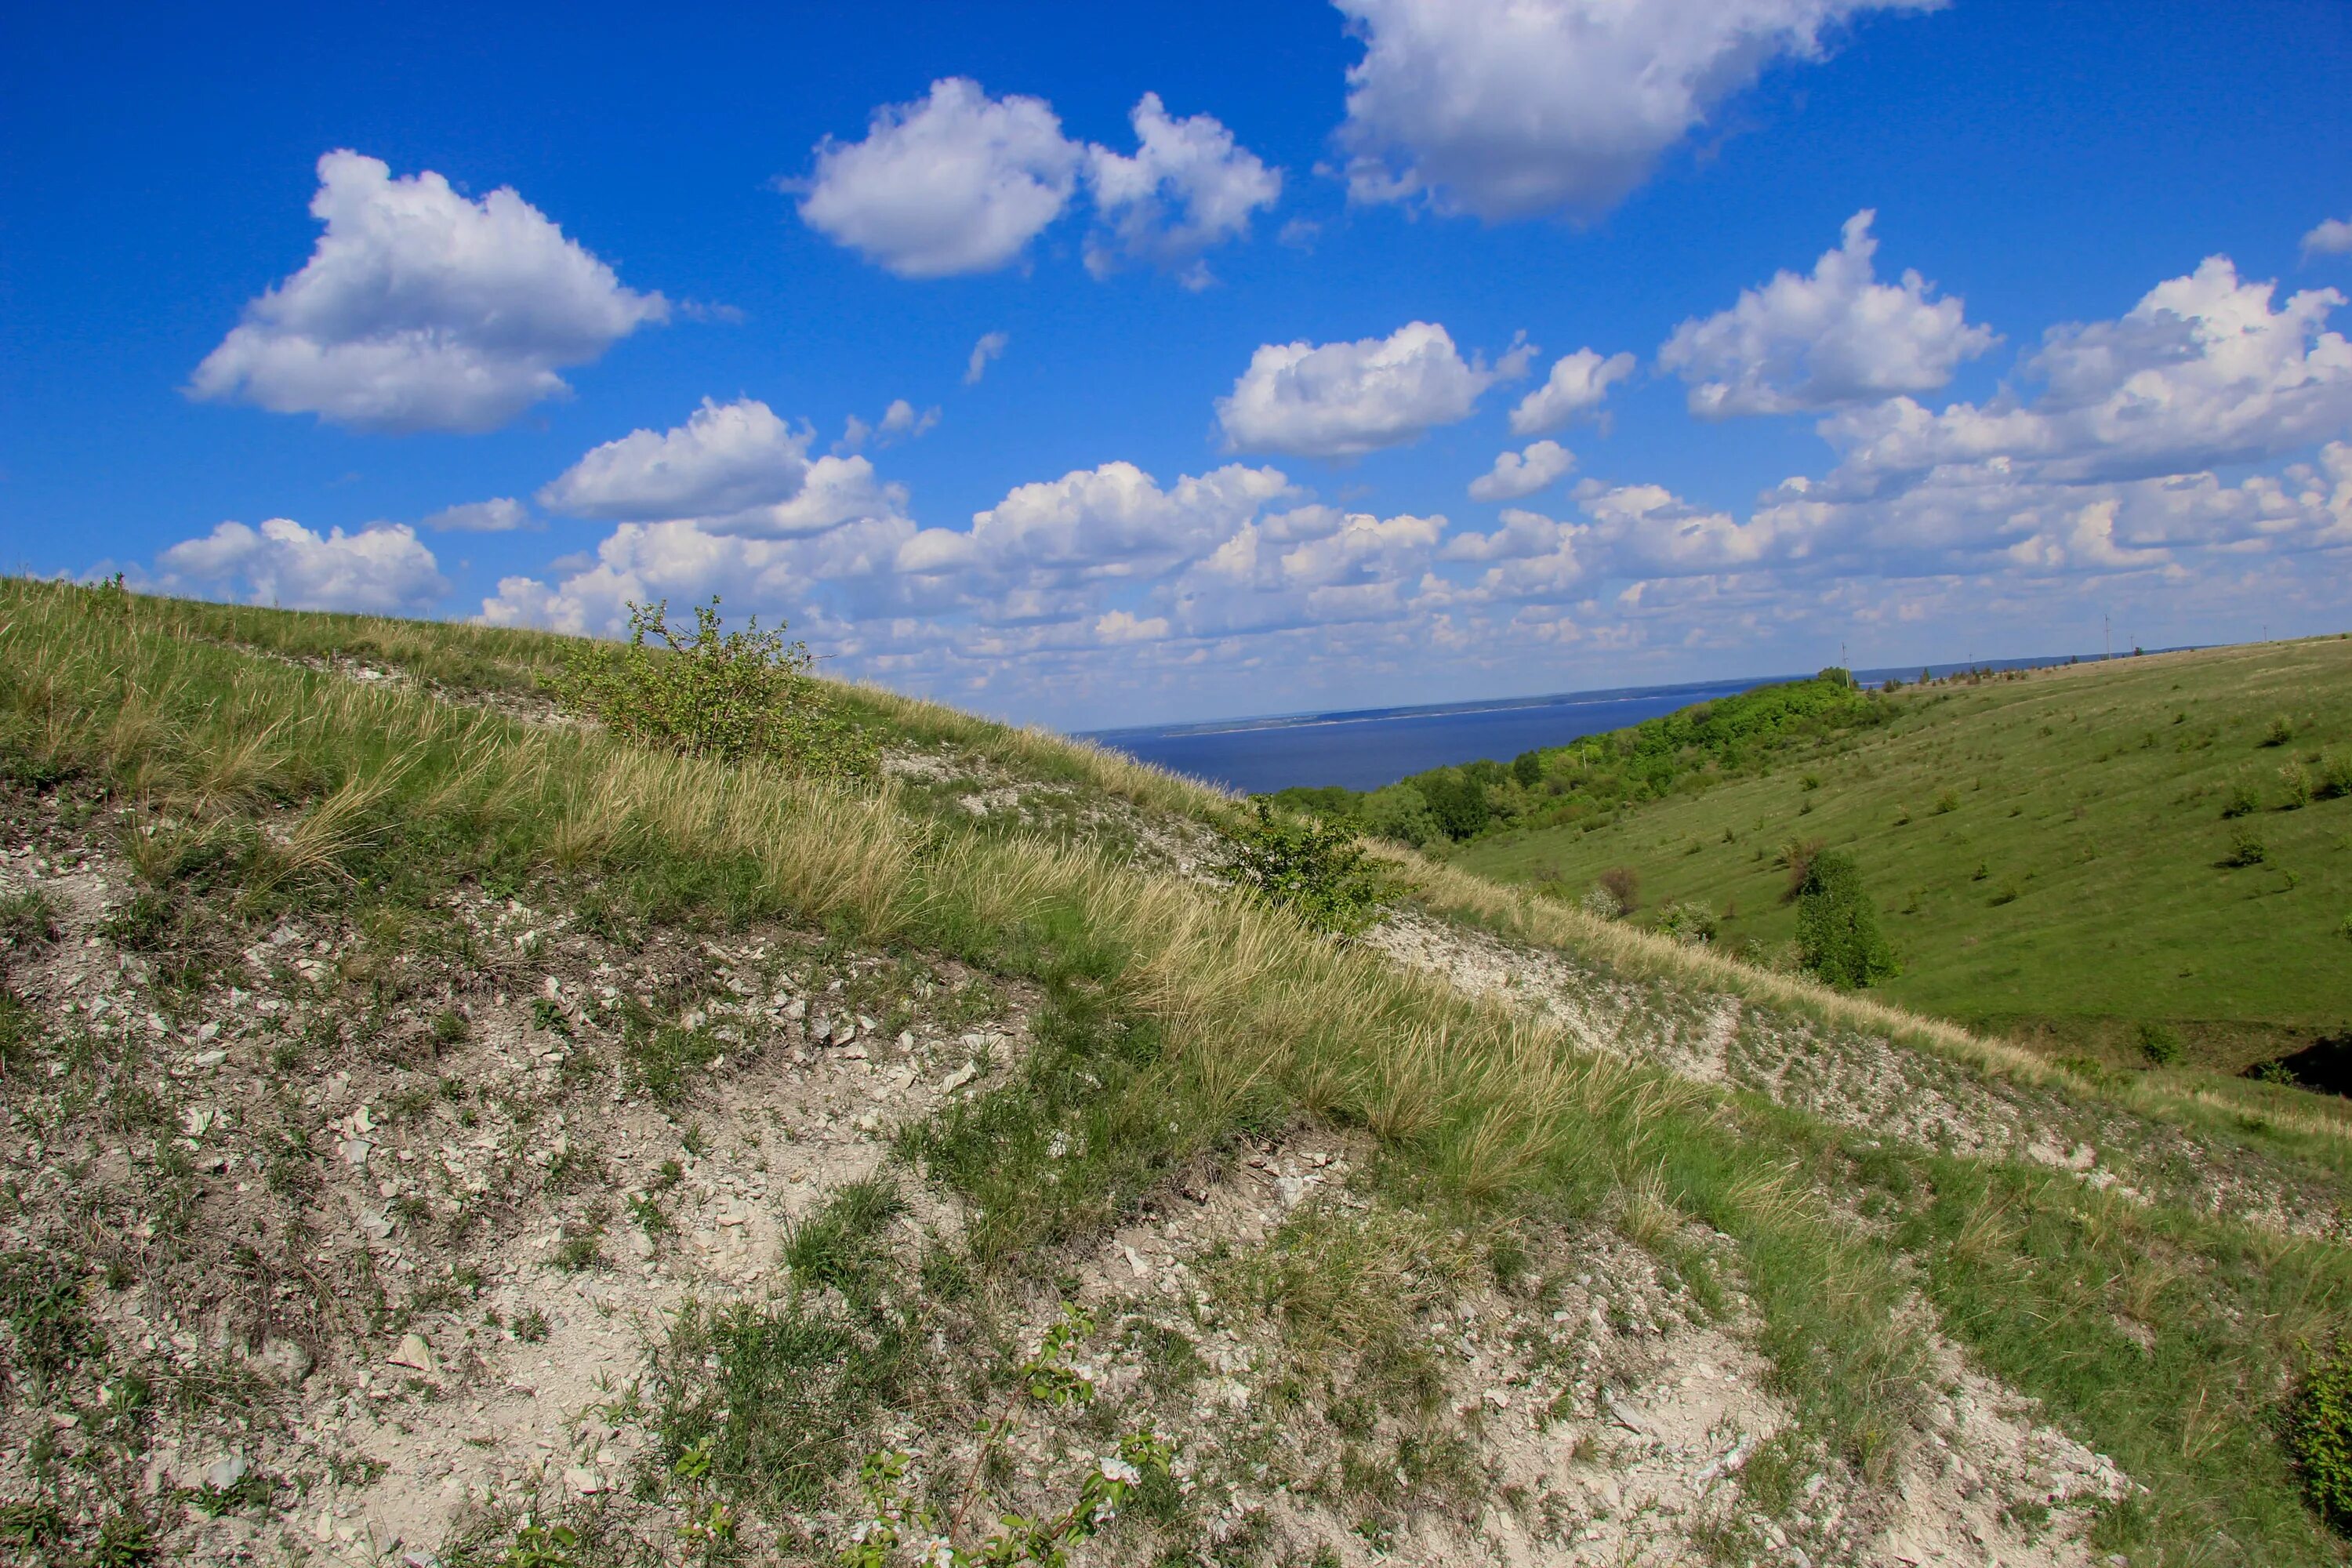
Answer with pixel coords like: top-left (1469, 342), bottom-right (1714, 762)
top-left (1454, 638), bottom-right (2352, 1067)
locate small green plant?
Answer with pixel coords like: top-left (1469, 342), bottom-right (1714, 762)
top-left (0, 890), bottom-right (58, 949)
top-left (2137, 1022), bottom-right (2183, 1067)
top-left (2223, 825), bottom-right (2269, 867)
top-left (513, 1307), bottom-right (550, 1343)
top-left (2222, 778), bottom-right (2263, 818)
top-left (837, 1303), bottom-right (1176, 1567)
top-left (1799, 772), bottom-right (1823, 792)
top-left (1218, 798), bottom-right (1391, 936)
top-left (2256, 1061), bottom-right (2302, 1087)
top-left (1933, 789), bottom-right (1961, 815)
top-left (2281, 763), bottom-right (2315, 808)
top-left (1652, 901), bottom-right (1719, 946)
top-left (2288, 1339), bottom-right (2352, 1531)
top-left (495, 1521), bottom-right (580, 1568)
top-left (1793, 851), bottom-right (1896, 989)
top-left (2264, 714), bottom-right (2296, 747)
top-left (556, 596), bottom-right (875, 777)
top-left (431, 1009), bottom-right (471, 1047)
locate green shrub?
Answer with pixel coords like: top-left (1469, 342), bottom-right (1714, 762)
top-left (2136, 1022), bottom-right (2183, 1067)
top-left (1578, 884), bottom-right (1623, 920)
top-left (1933, 789), bottom-right (1961, 815)
top-left (1510, 750), bottom-right (1543, 788)
top-left (2288, 1339), bottom-right (2352, 1531)
top-left (1598, 866), bottom-right (1641, 916)
top-left (2264, 714), bottom-right (2296, 747)
top-left (1793, 851), bottom-right (1896, 989)
top-left (1653, 901), bottom-right (1719, 946)
top-left (554, 597), bottom-right (873, 777)
top-left (2320, 747), bottom-right (2352, 800)
top-left (2221, 777), bottom-right (2263, 818)
top-left (2281, 763), bottom-right (2314, 808)
top-left (1218, 799), bottom-right (1391, 936)
top-left (2223, 825), bottom-right (2269, 867)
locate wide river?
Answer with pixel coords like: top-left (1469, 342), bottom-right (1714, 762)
top-left (1081, 655), bottom-right (2100, 794)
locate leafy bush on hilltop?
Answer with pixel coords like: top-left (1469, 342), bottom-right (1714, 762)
top-left (1218, 798), bottom-right (1391, 936)
top-left (1793, 851), bottom-right (1896, 989)
top-left (555, 597), bottom-right (873, 777)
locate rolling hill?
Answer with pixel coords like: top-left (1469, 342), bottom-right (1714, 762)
top-left (5, 580), bottom-right (2352, 1566)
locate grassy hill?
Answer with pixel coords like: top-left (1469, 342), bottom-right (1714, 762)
top-left (1440, 639), bottom-right (2352, 1071)
top-left (6, 579), bottom-right (2352, 1566)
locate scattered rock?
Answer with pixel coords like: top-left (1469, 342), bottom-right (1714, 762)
top-left (388, 1333), bottom-right (439, 1374)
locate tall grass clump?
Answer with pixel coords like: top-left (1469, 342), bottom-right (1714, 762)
top-left (556, 596), bottom-right (874, 777)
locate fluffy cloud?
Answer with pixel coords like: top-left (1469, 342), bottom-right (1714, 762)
top-left (800, 84), bottom-right (1279, 285)
top-left (797, 78), bottom-right (1082, 278)
top-left (1332, 0), bottom-right (1939, 220)
top-left (152, 519), bottom-right (448, 614)
top-left (478, 250), bottom-right (2352, 724)
top-left (1218, 321), bottom-right (1528, 457)
top-left (960, 461), bottom-right (1293, 580)
top-left (1823, 256), bottom-right (2352, 485)
top-left (1468, 440), bottom-right (1576, 501)
top-left (422, 498), bottom-right (532, 532)
top-left (2305, 218), bottom-right (2352, 260)
top-left (1084, 93), bottom-right (1281, 285)
top-left (1659, 211), bottom-right (1995, 416)
top-left (188, 151), bottom-right (666, 434)
top-left (538, 398), bottom-right (811, 523)
top-left (966, 330), bottom-right (1010, 384)
top-left (1508, 348), bottom-right (1636, 434)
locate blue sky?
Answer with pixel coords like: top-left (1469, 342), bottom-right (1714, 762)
top-left (4, 0), bottom-right (2350, 729)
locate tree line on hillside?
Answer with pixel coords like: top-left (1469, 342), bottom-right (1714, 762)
top-left (1272, 669), bottom-right (1895, 849)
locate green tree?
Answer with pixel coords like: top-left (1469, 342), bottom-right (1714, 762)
top-left (1793, 851), bottom-right (1896, 988)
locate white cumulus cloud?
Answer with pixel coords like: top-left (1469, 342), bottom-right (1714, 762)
top-left (1332, 0), bottom-right (1940, 220)
top-left (1085, 93), bottom-right (1281, 285)
top-left (188, 151), bottom-right (666, 434)
top-left (797, 78), bottom-right (1082, 278)
top-left (152, 518), bottom-right (448, 614)
top-left (1218, 321), bottom-right (1527, 457)
top-left (1469, 440), bottom-right (1577, 501)
top-left (1659, 210), bottom-right (1996, 416)
top-left (422, 497), bottom-right (532, 532)
top-left (537, 397), bottom-right (811, 523)
top-left (1508, 347), bottom-right (1637, 434)
top-left (1824, 256), bottom-right (2352, 484)
top-left (2304, 218), bottom-right (2352, 260)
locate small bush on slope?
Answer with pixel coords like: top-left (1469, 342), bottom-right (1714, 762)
top-left (555, 596), bottom-right (873, 777)
top-left (1794, 851), bottom-right (1897, 989)
top-left (2288, 1340), bottom-right (2352, 1533)
top-left (1218, 797), bottom-right (1391, 936)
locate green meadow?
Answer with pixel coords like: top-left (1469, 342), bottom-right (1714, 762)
top-left (1450, 637), bottom-right (2352, 1069)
